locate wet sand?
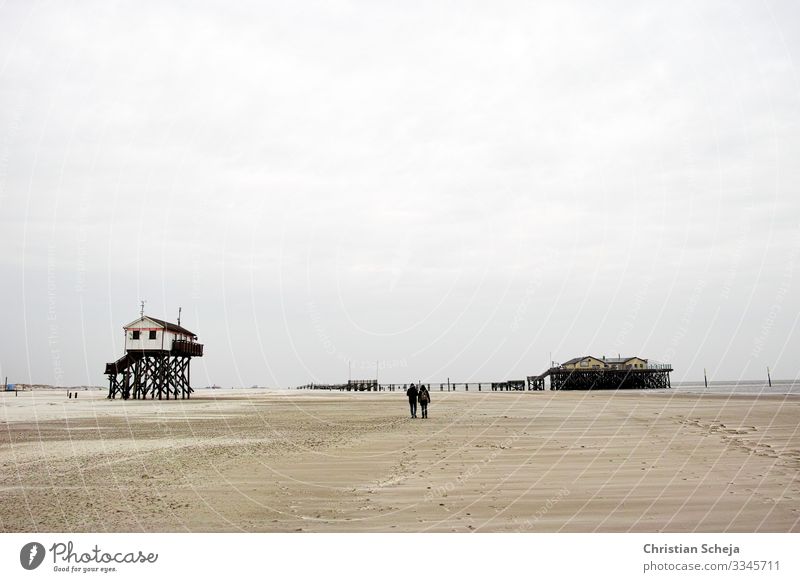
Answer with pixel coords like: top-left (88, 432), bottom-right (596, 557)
top-left (1, 389), bottom-right (798, 532)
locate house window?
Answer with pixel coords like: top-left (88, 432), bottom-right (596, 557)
top-left (149, 330), bottom-right (157, 340)
top-left (131, 331), bottom-right (140, 340)
top-left (580, 360), bottom-right (589, 367)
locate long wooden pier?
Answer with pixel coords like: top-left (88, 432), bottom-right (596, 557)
top-left (296, 364), bottom-right (673, 392)
top-left (296, 379), bottom-right (540, 392)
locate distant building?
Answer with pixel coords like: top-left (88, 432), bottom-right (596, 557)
top-left (603, 356), bottom-right (648, 369)
top-left (559, 355), bottom-right (648, 370)
top-left (531, 354), bottom-right (671, 390)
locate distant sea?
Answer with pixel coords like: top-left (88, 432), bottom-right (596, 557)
top-left (669, 380), bottom-right (800, 395)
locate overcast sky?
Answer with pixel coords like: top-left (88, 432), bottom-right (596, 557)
top-left (1, 0), bottom-right (799, 388)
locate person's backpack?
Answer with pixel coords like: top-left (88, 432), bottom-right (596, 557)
top-left (419, 388), bottom-right (429, 403)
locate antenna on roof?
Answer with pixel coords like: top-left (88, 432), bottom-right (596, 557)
top-left (177, 307), bottom-right (182, 326)
top-left (140, 300), bottom-right (146, 318)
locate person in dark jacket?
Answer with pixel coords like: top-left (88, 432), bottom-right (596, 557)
top-left (418, 384), bottom-right (430, 419)
top-left (406, 383), bottom-right (418, 418)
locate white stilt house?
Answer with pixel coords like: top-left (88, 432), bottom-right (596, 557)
top-left (123, 316), bottom-right (201, 355)
top-left (105, 314), bottom-right (204, 400)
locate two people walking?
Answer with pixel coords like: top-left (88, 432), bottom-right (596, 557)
top-left (406, 383), bottom-right (431, 419)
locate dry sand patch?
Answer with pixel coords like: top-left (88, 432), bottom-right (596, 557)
top-left (1, 390), bottom-right (798, 532)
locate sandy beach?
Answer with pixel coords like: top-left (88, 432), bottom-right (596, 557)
top-left (1, 389), bottom-right (798, 532)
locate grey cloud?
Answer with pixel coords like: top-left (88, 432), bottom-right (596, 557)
top-left (1, 0), bottom-right (798, 387)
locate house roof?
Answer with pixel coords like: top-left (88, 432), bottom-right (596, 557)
top-left (560, 356), bottom-right (596, 366)
top-left (123, 316), bottom-right (196, 338)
